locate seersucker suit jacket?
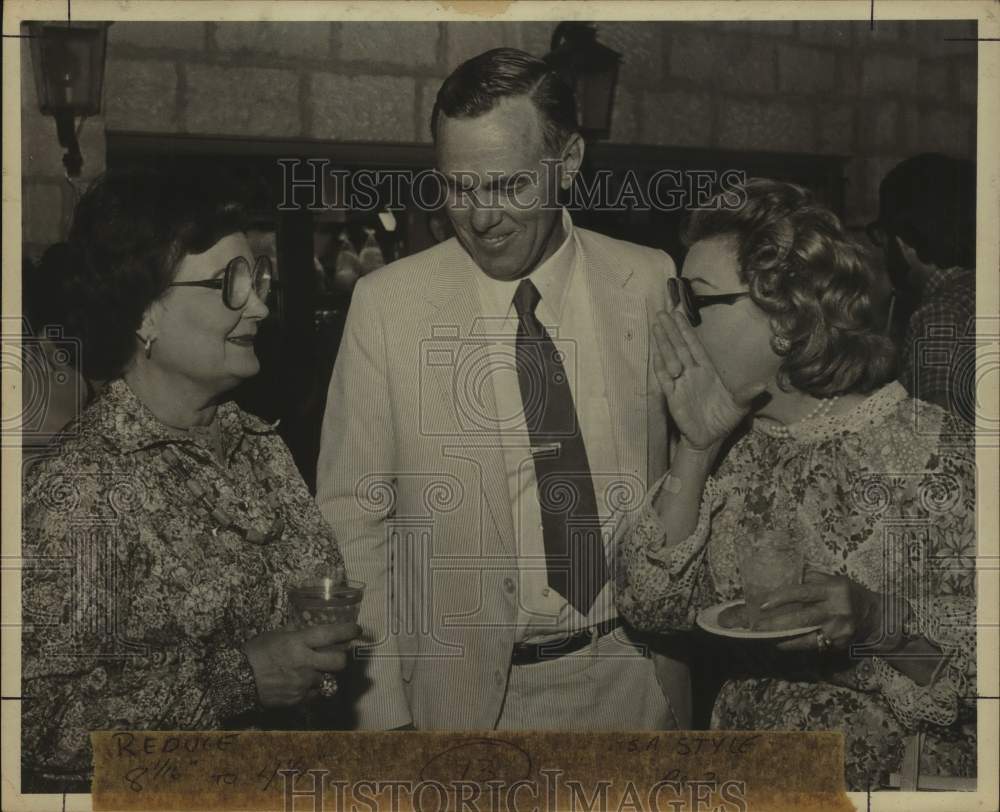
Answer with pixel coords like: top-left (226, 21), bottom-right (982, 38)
top-left (316, 226), bottom-right (685, 730)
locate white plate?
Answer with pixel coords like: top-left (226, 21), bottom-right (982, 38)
top-left (696, 599), bottom-right (821, 640)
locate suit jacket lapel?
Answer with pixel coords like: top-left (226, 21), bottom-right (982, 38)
top-left (581, 242), bottom-right (648, 494)
top-left (421, 243), bottom-right (516, 548)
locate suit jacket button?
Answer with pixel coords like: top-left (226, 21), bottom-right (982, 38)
top-left (503, 577), bottom-right (515, 593)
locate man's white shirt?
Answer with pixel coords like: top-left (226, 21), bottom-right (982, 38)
top-left (474, 209), bottom-right (621, 643)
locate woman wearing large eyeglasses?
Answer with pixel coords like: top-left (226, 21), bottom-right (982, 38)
top-left (21, 170), bottom-right (357, 792)
top-left (616, 179), bottom-right (975, 790)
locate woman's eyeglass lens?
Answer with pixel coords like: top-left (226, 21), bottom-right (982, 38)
top-left (668, 277), bottom-right (751, 328)
top-left (225, 255), bottom-right (272, 310)
top-left (168, 255), bottom-right (273, 310)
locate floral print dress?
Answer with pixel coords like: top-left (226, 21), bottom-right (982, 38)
top-left (616, 383), bottom-right (976, 790)
top-left (22, 379), bottom-right (345, 789)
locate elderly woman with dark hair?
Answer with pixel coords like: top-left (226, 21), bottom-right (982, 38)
top-left (22, 170), bottom-right (356, 792)
top-left (616, 179), bottom-right (975, 789)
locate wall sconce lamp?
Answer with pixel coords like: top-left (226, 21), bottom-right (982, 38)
top-left (545, 22), bottom-right (623, 139)
top-left (28, 21), bottom-right (111, 178)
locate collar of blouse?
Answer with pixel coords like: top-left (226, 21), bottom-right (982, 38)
top-left (87, 378), bottom-right (278, 462)
top-left (750, 381), bottom-right (909, 444)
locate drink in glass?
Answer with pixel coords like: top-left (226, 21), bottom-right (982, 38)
top-left (287, 575), bottom-right (364, 702)
top-left (736, 530), bottom-right (803, 629)
top-left (288, 577), bottom-right (365, 631)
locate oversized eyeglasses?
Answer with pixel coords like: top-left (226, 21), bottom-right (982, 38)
top-left (168, 255), bottom-right (273, 310)
top-left (667, 277), bottom-right (751, 327)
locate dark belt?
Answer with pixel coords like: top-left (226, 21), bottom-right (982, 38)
top-left (511, 617), bottom-right (623, 666)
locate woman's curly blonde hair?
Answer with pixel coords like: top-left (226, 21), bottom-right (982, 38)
top-left (683, 178), bottom-right (896, 397)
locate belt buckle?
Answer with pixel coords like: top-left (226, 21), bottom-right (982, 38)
top-left (536, 634), bottom-right (577, 660)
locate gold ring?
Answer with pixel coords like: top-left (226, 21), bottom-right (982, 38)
top-left (319, 673), bottom-right (339, 698)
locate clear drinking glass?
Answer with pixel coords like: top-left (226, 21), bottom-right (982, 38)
top-left (287, 576), bottom-right (365, 701)
top-left (736, 530), bottom-right (804, 629)
top-left (288, 577), bottom-right (366, 632)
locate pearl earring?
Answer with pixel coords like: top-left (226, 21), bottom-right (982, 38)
top-left (144, 336), bottom-right (156, 359)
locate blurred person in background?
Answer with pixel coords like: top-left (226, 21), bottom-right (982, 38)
top-left (868, 153), bottom-right (976, 423)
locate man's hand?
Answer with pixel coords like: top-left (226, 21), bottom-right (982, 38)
top-left (243, 623), bottom-right (360, 707)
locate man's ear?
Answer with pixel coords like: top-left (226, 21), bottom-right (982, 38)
top-left (558, 132), bottom-right (585, 190)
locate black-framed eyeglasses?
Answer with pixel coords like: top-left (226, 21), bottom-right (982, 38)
top-left (668, 277), bottom-right (750, 327)
top-left (168, 255), bottom-right (273, 310)
top-left (865, 221), bottom-right (887, 247)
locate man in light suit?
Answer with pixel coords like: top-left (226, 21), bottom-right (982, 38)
top-left (317, 48), bottom-right (686, 730)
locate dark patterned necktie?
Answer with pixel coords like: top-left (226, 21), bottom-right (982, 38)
top-left (513, 278), bottom-right (607, 615)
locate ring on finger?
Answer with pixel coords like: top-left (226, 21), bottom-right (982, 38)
top-left (319, 673), bottom-right (339, 698)
top-left (815, 630), bottom-right (833, 654)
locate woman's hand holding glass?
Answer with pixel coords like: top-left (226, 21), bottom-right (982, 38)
top-left (242, 622), bottom-right (359, 706)
top-left (652, 306), bottom-right (764, 451)
top-left (754, 570), bottom-right (881, 652)
top-left (287, 578), bottom-right (365, 697)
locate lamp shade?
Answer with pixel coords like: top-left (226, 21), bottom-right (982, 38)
top-left (546, 22), bottom-right (622, 138)
top-left (28, 22), bottom-right (110, 117)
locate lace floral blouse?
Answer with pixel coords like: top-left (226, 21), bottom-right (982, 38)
top-left (22, 379), bottom-right (344, 788)
top-left (616, 383), bottom-right (976, 790)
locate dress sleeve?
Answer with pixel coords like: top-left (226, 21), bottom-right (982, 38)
top-left (859, 414), bottom-right (977, 730)
top-left (263, 431), bottom-right (346, 572)
top-left (21, 458), bottom-right (137, 780)
top-left (615, 471), bottom-right (724, 632)
top-left (21, 457), bottom-right (265, 782)
top-left (200, 645), bottom-right (260, 721)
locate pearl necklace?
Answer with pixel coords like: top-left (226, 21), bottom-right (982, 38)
top-left (756, 395), bottom-right (840, 439)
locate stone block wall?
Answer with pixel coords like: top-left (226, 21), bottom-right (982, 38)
top-left (21, 19), bottom-right (978, 257)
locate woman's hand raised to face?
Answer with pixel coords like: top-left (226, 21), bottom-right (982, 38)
top-left (652, 308), bottom-right (766, 451)
top-left (242, 623), bottom-right (359, 707)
